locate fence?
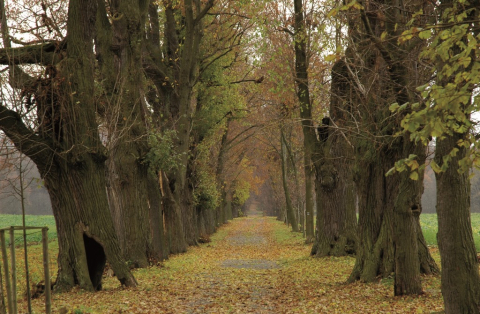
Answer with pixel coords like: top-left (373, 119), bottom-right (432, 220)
top-left (0, 226), bottom-right (51, 314)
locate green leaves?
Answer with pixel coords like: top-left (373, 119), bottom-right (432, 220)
top-left (386, 154), bottom-right (424, 180)
top-left (418, 29), bottom-right (432, 40)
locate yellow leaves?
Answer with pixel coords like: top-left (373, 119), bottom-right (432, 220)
top-left (324, 54), bottom-right (337, 62)
top-left (16, 216), bottom-right (445, 313)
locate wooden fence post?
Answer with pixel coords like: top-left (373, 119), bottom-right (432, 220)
top-left (0, 257), bottom-right (6, 314)
top-left (9, 228), bottom-right (16, 314)
top-left (42, 228), bottom-right (51, 314)
top-left (0, 231), bottom-right (13, 314)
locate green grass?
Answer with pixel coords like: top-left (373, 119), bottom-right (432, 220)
top-left (3, 213), bottom-right (480, 251)
top-left (271, 217), bottom-right (305, 245)
top-left (420, 213), bottom-right (480, 251)
top-left (0, 214), bottom-right (56, 245)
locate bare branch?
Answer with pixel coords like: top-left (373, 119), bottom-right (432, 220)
top-left (0, 104), bottom-right (54, 167)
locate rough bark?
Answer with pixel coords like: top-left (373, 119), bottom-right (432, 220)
top-left (311, 58), bottom-right (357, 257)
top-left (393, 141), bottom-right (423, 295)
top-left (0, 0), bottom-right (137, 291)
top-left (347, 0), bottom-right (438, 291)
top-left (144, 0), bottom-right (214, 252)
top-left (96, 0), bottom-right (153, 268)
top-left (312, 121), bottom-right (357, 257)
top-left (281, 129), bottom-right (299, 232)
top-left (147, 172), bottom-right (168, 261)
top-left (293, 0), bottom-right (315, 243)
top-left (433, 1), bottom-right (480, 312)
top-left (436, 134), bottom-right (480, 313)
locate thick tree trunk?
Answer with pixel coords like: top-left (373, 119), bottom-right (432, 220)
top-left (293, 0), bottom-right (315, 243)
top-left (162, 172), bottom-right (188, 254)
top-left (147, 172), bottom-right (168, 261)
top-left (347, 0), bottom-right (438, 291)
top-left (348, 150), bottom-right (396, 282)
top-left (312, 59), bottom-right (356, 257)
top-left (393, 141), bottom-right (423, 295)
top-left (96, 0), bottom-right (153, 268)
top-left (281, 129), bottom-right (299, 232)
top-left (348, 139), bottom-right (437, 285)
top-left (44, 161), bottom-right (137, 291)
top-left (435, 133), bottom-right (480, 313)
top-left (144, 0), bottom-right (214, 250)
top-left (106, 151), bottom-right (151, 268)
top-left (312, 120), bottom-right (356, 257)
top-left (0, 0), bottom-right (137, 292)
top-left (434, 1), bottom-right (480, 311)
top-left (54, 0), bottom-right (137, 290)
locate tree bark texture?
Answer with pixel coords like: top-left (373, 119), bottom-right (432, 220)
top-left (393, 141), bottom-right (424, 295)
top-left (0, 0), bottom-right (137, 291)
top-left (436, 134), bottom-right (480, 313)
top-left (311, 58), bottom-right (357, 257)
top-left (281, 129), bottom-right (299, 232)
top-left (347, 0), bottom-right (438, 291)
top-left (96, 0), bottom-right (154, 268)
top-left (144, 0), bottom-right (214, 251)
top-left (433, 1), bottom-right (480, 312)
top-left (147, 172), bottom-right (168, 261)
top-left (312, 121), bottom-right (357, 257)
top-left (293, 0), bottom-right (315, 244)
top-left (0, 257), bottom-right (5, 314)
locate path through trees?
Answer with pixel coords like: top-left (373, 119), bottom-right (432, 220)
top-left (17, 214), bottom-right (445, 313)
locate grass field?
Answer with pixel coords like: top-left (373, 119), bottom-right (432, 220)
top-left (0, 214), bottom-right (57, 245)
top-left (420, 213), bottom-right (480, 251)
top-left (2, 213), bottom-right (480, 250)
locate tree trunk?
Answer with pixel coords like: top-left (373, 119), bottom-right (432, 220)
top-left (43, 161), bottom-right (136, 291)
top-left (348, 149), bottom-right (396, 282)
top-left (312, 58), bottom-right (356, 257)
top-left (393, 140), bottom-right (423, 295)
top-left (96, 0), bottom-right (153, 268)
top-left (435, 134), bottom-right (480, 313)
top-left (312, 119), bottom-right (356, 257)
top-left (347, 0), bottom-right (438, 291)
top-left (143, 0), bottom-right (214, 250)
top-left (162, 172), bottom-right (188, 254)
top-left (0, 0), bottom-right (137, 291)
top-left (225, 190), bottom-right (233, 221)
top-left (147, 172), bottom-right (168, 261)
top-left (293, 0), bottom-right (315, 243)
top-left (434, 1), bottom-right (480, 311)
top-left (281, 129), bottom-right (299, 232)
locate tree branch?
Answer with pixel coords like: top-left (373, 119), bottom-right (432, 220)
top-left (0, 104), bottom-right (54, 167)
top-left (0, 41), bottom-right (65, 66)
top-left (194, 0), bottom-right (215, 25)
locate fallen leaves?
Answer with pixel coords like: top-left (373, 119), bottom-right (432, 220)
top-left (15, 215), bottom-right (445, 313)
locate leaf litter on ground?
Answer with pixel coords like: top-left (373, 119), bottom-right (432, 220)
top-left (15, 214), bottom-right (445, 313)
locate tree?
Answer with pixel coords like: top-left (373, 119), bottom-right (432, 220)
top-left (311, 59), bottom-right (357, 257)
top-left (395, 0), bottom-right (480, 310)
top-left (95, 0), bottom-right (158, 267)
top-left (339, 0), bottom-right (438, 292)
top-left (281, 127), bottom-right (299, 231)
top-left (0, 0), bottom-right (136, 291)
top-left (293, 0), bottom-right (316, 243)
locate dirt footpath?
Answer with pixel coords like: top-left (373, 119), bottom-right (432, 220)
top-left (184, 214), bottom-right (282, 313)
top-left (22, 213), bottom-right (445, 313)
